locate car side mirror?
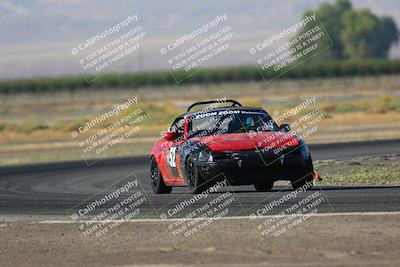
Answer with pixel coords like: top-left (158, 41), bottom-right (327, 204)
top-left (163, 131), bottom-right (176, 141)
top-left (279, 124), bottom-right (291, 132)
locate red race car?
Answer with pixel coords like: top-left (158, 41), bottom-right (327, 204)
top-left (150, 100), bottom-right (318, 194)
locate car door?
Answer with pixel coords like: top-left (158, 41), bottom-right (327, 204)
top-left (160, 117), bottom-right (185, 182)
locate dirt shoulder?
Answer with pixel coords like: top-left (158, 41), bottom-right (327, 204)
top-left (0, 214), bottom-right (399, 267)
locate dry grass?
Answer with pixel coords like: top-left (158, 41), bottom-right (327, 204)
top-left (316, 155), bottom-right (400, 186)
top-left (0, 74), bottom-right (399, 165)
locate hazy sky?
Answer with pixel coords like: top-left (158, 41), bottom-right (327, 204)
top-left (0, 0), bottom-right (399, 79)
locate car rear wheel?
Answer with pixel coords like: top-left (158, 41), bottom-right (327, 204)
top-left (150, 157), bottom-right (172, 194)
top-left (186, 157), bottom-right (209, 194)
top-left (253, 181), bottom-right (274, 192)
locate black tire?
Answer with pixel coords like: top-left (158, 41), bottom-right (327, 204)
top-left (185, 157), bottom-right (209, 194)
top-left (291, 174), bottom-right (313, 190)
top-left (291, 157), bottom-right (314, 191)
top-left (150, 157), bottom-right (172, 194)
top-left (253, 181), bottom-right (274, 192)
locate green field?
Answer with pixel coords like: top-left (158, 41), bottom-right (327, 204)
top-left (1, 59), bottom-right (400, 93)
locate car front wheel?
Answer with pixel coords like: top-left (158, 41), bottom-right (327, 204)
top-left (186, 157), bottom-right (209, 194)
top-left (150, 157), bottom-right (172, 194)
top-left (253, 181), bottom-right (274, 192)
top-left (291, 158), bottom-right (314, 191)
top-left (291, 174), bottom-right (313, 190)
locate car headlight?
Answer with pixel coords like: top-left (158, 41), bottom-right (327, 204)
top-left (198, 149), bottom-right (213, 162)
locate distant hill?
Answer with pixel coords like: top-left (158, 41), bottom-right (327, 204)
top-left (0, 0), bottom-right (399, 79)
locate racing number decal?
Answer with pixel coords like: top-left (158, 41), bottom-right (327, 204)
top-left (167, 146), bottom-right (180, 177)
top-left (167, 146), bottom-right (177, 167)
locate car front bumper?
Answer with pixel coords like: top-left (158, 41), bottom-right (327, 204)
top-left (195, 147), bottom-right (313, 185)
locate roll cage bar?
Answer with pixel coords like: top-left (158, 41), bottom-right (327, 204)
top-left (186, 99), bottom-right (242, 112)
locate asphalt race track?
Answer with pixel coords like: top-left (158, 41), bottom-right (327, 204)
top-left (0, 139), bottom-right (399, 218)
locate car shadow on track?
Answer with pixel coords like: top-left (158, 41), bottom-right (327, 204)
top-left (168, 185), bottom-right (400, 195)
top-left (210, 185), bottom-right (400, 194)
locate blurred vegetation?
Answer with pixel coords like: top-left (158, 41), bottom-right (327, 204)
top-left (294, 0), bottom-right (399, 60)
top-left (1, 95), bottom-right (399, 135)
top-left (319, 96), bottom-right (400, 116)
top-left (1, 59), bottom-right (400, 94)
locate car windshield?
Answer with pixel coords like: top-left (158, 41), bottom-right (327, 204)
top-left (188, 109), bottom-right (277, 138)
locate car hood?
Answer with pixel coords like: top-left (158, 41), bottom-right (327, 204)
top-left (193, 132), bottom-right (300, 152)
